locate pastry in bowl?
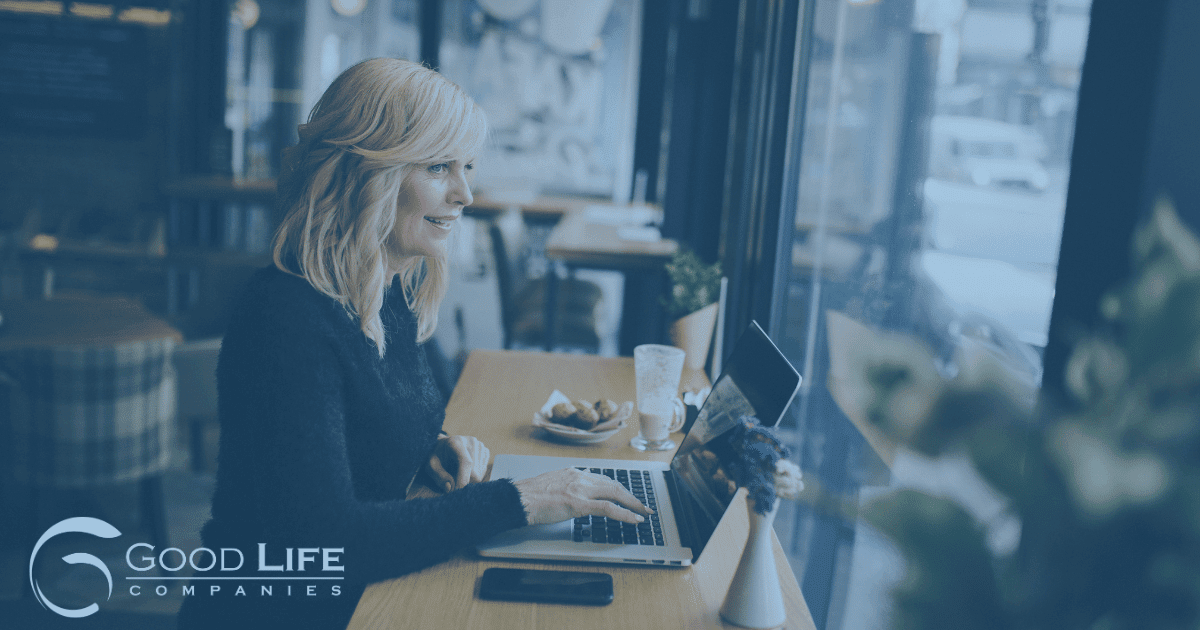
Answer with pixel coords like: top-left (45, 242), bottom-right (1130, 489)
top-left (534, 391), bottom-right (634, 443)
top-left (548, 399), bottom-right (620, 431)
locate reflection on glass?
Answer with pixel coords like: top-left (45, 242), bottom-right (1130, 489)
top-left (671, 375), bottom-right (757, 524)
top-left (776, 1), bottom-right (1093, 628)
top-left (438, 0), bottom-right (642, 198)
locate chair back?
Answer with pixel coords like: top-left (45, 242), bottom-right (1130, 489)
top-left (488, 221), bottom-right (519, 349)
top-left (491, 207), bottom-right (548, 349)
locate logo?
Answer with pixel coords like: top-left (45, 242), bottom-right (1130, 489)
top-left (29, 516), bottom-right (346, 618)
top-left (29, 517), bottom-right (122, 619)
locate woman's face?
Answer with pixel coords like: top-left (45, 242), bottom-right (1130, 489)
top-left (390, 159), bottom-right (475, 261)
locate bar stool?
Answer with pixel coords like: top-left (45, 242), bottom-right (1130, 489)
top-left (0, 296), bottom-right (180, 550)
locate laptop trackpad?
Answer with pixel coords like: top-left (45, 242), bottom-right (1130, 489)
top-left (517, 521), bottom-right (571, 541)
top-left (479, 520), bottom-right (571, 549)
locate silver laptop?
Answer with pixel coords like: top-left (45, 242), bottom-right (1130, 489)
top-left (478, 321), bottom-right (802, 567)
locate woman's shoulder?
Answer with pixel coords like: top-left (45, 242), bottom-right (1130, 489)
top-left (227, 265), bottom-right (353, 341)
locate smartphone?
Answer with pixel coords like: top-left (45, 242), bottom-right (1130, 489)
top-left (478, 567), bottom-right (614, 605)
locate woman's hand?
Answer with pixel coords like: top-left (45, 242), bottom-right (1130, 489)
top-left (512, 468), bottom-right (654, 525)
top-left (426, 434), bottom-right (490, 492)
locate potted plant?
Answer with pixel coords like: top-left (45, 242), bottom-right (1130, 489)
top-left (826, 197), bottom-right (1200, 630)
top-left (663, 248), bottom-right (722, 370)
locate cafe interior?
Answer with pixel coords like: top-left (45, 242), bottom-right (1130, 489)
top-left (2, 0), bottom-right (1200, 628)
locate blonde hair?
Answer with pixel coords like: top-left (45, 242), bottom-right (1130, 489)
top-left (272, 58), bottom-right (487, 356)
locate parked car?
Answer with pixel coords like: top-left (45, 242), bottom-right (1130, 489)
top-left (928, 115), bottom-right (1050, 191)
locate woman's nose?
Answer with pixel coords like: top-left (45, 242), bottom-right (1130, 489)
top-left (448, 168), bottom-right (473, 206)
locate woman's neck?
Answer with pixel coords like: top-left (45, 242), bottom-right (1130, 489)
top-left (387, 255), bottom-right (421, 278)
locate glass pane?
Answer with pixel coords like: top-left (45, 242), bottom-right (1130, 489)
top-left (773, 1), bottom-right (1093, 628)
top-left (436, 0), bottom-right (643, 199)
top-left (226, 1), bottom-right (305, 181)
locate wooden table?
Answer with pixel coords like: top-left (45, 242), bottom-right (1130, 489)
top-left (0, 294), bottom-right (182, 350)
top-left (545, 211), bottom-right (679, 269)
top-left (467, 192), bottom-right (598, 221)
top-left (543, 212), bottom-right (679, 354)
top-left (347, 350), bottom-right (814, 630)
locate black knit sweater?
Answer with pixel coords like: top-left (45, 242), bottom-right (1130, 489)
top-left (178, 266), bottom-right (527, 628)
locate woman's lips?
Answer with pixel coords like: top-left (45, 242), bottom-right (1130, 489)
top-left (424, 214), bottom-right (459, 229)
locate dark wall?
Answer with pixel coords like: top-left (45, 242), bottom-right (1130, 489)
top-left (1042, 0), bottom-right (1199, 400)
top-left (633, 0), bottom-right (740, 264)
top-left (1141, 0), bottom-right (1200, 227)
top-left (0, 20), bottom-right (173, 236)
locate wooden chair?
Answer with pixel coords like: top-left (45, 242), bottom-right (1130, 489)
top-left (487, 218), bottom-right (604, 352)
top-left (174, 336), bottom-right (221, 473)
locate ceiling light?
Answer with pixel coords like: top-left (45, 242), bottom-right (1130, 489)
top-left (0, 1), bottom-right (64, 15)
top-left (117, 6), bottom-right (169, 25)
top-left (330, 0), bottom-right (366, 17)
top-left (232, 0), bottom-right (258, 29)
top-left (69, 2), bottom-right (112, 19)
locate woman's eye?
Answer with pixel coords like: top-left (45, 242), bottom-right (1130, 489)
top-left (428, 163), bottom-right (449, 174)
top-left (464, 163), bottom-right (474, 171)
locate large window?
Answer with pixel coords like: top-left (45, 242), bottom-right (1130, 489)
top-left (763, 1), bottom-right (1093, 627)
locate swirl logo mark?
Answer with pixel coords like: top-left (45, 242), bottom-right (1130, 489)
top-left (29, 517), bottom-right (122, 618)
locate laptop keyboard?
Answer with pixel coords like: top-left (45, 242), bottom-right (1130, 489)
top-left (572, 467), bottom-right (665, 546)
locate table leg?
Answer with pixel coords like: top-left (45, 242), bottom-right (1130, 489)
top-left (543, 267), bottom-right (559, 351)
top-left (140, 475), bottom-right (170, 549)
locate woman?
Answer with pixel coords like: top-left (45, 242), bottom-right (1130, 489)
top-left (177, 58), bottom-right (649, 629)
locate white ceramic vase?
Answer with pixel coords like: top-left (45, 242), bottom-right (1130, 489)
top-left (720, 497), bottom-right (785, 629)
top-left (668, 302), bottom-right (719, 371)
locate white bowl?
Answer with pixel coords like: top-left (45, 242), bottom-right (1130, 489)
top-left (532, 391), bottom-right (633, 444)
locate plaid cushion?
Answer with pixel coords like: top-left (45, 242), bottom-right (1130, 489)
top-left (1, 338), bottom-right (175, 487)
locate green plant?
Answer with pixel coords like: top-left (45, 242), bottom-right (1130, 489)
top-left (838, 197), bottom-right (1200, 630)
top-left (663, 248), bottom-right (722, 320)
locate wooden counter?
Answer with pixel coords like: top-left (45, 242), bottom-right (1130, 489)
top-left (347, 350), bottom-right (814, 630)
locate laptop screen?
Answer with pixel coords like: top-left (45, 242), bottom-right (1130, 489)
top-left (667, 321), bottom-right (801, 558)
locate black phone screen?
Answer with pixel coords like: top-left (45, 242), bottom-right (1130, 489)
top-left (479, 568), bottom-right (614, 605)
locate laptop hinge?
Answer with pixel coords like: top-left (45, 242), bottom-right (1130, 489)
top-left (664, 469), bottom-right (703, 562)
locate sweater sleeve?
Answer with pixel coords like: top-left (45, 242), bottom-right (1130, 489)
top-left (218, 303), bottom-right (528, 585)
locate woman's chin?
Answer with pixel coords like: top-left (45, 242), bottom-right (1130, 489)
top-left (416, 246), bottom-right (451, 263)
top-left (390, 237), bottom-right (451, 261)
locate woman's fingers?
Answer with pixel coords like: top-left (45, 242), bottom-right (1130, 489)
top-left (426, 453), bottom-right (455, 492)
top-left (513, 468), bottom-right (654, 525)
top-left (586, 475), bottom-right (652, 517)
top-left (440, 435), bottom-right (491, 489)
top-left (471, 442), bottom-right (490, 483)
top-left (447, 438), bottom-right (473, 489)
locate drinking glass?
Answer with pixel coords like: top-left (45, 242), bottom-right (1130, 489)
top-left (631, 344), bottom-right (686, 451)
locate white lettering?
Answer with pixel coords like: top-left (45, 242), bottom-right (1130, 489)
top-left (235, 585), bottom-right (246, 596)
top-left (296, 548), bottom-right (318, 572)
top-left (210, 585), bottom-right (220, 596)
top-left (129, 585), bottom-right (141, 596)
top-left (307, 585), bottom-right (316, 596)
top-left (155, 585), bottom-right (168, 596)
top-left (285, 548), bottom-right (293, 572)
top-left (221, 547), bottom-right (244, 571)
top-left (159, 548), bottom-right (186, 572)
top-left (287, 584), bottom-right (291, 596)
top-left (332, 585), bottom-right (341, 596)
top-left (261, 585), bottom-right (272, 596)
top-left (183, 585), bottom-right (195, 596)
top-left (257, 543), bottom-right (283, 571)
top-left (322, 548), bottom-right (344, 571)
top-left (126, 543), bottom-right (155, 571)
top-left (189, 548), bottom-right (216, 572)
